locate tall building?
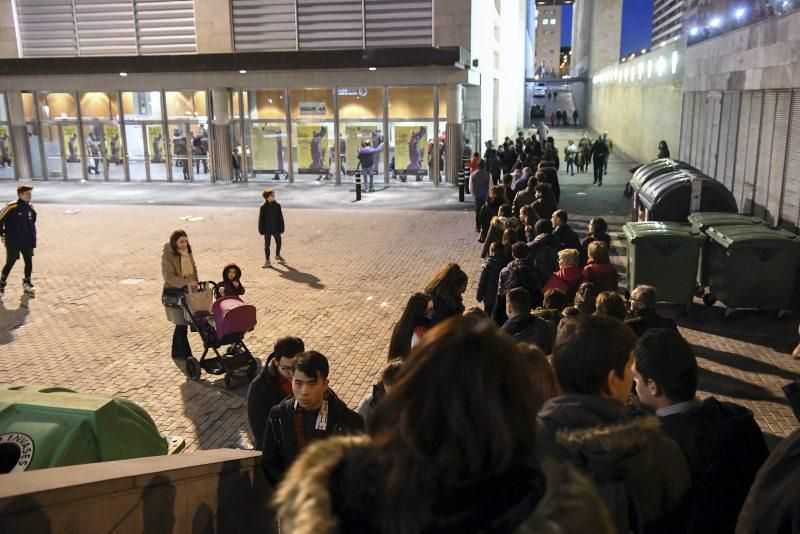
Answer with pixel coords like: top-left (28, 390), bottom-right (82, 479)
top-left (535, 5), bottom-right (563, 78)
top-left (0, 0), bottom-right (526, 185)
top-left (652, 0), bottom-right (686, 46)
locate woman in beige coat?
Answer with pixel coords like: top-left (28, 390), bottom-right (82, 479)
top-left (162, 229), bottom-right (198, 359)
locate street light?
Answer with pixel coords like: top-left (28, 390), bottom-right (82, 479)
top-left (689, 27), bottom-right (699, 36)
top-left (709, 17), bottom-right (722, 28)
top-left (734, 7), bottom-right (746, 19)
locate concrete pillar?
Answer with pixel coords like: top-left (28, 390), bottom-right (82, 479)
top-left (194, 0), bottom-right (233, 54)
top-left (571, 0), bottom-right (622, 76)
top-left (445, 84), bottom-right (463, 186)
top-left (6, 92), bottom-right (31, 181)
top-left (0, 0), bottom-right (18, 58)
top-left (211, 89), bottom-right (232, 183)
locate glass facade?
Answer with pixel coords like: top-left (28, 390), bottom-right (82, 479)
top-left (14, 85), bottom-right (447, 185)
top-left (0, 93), bottom-right (13, 180)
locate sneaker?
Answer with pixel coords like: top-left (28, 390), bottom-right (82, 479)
top-left (263, 260), bottom-right (271, 268)
top-left (23, 279), bottom-right (35, 295)
top-left (276, 255), bottom-right (285, 262)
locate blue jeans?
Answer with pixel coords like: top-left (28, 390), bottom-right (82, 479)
top-left (566, 157), bottom-right (575, 174)
top-left (363, 169), bottom-right (374, 192)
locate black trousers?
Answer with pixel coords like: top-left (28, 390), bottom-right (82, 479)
top-left (265, 233), bottom-right (282, 260)
top-left (474, 198), bottom-right (485, 231)
top-left (172, 324), bottom-right (192, 358)
top-left (2, 248), bottom-right (33, 280)
top-left (593, 158), bottom-right (604, 183)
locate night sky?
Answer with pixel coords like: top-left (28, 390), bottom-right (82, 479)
top-left (560, 0), bottom-right (655, 57)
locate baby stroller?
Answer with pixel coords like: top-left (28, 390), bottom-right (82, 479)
top-left (181, 281), bottom-right (259, 389)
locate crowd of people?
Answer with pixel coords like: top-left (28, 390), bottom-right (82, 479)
top-left (230, 131), bottom-right (800, 532)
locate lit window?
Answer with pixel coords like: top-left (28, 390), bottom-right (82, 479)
top-left (542, 19), bottom-right (549, 25)
top-left (550, 19), bottom-right (557, 24)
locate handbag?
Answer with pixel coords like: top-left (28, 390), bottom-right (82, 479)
top-left (185, 286), bottom-right (213, 314)
top-left (162, 287), bottom-right (184, 308)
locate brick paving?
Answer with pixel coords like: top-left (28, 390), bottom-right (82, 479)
top-left (0, 130), bottom-right (798, 452)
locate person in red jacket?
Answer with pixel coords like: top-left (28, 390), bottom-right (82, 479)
top-left (542, 248), bottom-right (583, 298)
top-left (582, 242), bottom-right (619, 293)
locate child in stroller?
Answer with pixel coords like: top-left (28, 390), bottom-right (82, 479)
top-left (182, 279), bottom-right (258, 389)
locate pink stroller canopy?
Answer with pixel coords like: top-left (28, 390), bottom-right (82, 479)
top-left (212, 296), bottom-right (257, 338)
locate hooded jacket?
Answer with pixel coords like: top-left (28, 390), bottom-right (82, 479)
top-left (259, 200), bottom-right (285, 236)
top-left (273, 435), bottom-right (616, 534)
top-left (220, 263), bottom-right (245, 297)
top-left (261, 391), bottom-right (364, 486)
top-left (658, 397), bottom-right (769, 534)
top-left (538, 395), bottom-right (690, 534)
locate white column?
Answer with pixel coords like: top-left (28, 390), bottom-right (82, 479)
top-left (444, 83), bottom-right (463, 186)
top-left (6, 92), bottom-right (32, 181)
top-left (211, 88), bottom-right (232, 183)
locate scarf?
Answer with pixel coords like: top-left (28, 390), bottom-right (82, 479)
top-left (178, 249), bottom-right (193, 279)
top-left (293, 398), bottom-right (329, 450)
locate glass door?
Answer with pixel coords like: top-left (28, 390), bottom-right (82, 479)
top-left (245, 121), bottom-right (288, 182)
top-left (145, 123), bottom-right (168, 181)
top-left (81, 123), bottom-right (104, 179)
top-left (125, 123), bottom-right (148, 181)
top-left (188, 123), bottom-right (211, 182)
top-left (168, 123), bottom-right (192, 181)
top-left (40, 123), bottom-right (67, 180)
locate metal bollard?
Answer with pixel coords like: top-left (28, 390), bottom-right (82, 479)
top-left (458, 173), bottom-right (465, 202)
top-left (355, 172), bottom-right (362, 201)
top-left (463, 165), bottom-right (471, 195)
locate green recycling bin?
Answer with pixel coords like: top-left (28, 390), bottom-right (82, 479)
top-left (0, 386), bottom-right (184, 473)
top-left (687, 212), bottom-right (765, 287)
top-left (704, 225), bottom-right (800, 318)
top-left (623, 222), bottom-right (705, 310)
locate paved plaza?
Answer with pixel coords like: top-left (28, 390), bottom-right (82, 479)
top-left (0, 132), bottom-right (798, 452)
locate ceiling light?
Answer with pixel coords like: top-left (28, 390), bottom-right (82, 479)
top-left (734, 7), bottom-right (746, 19)
top-left (689, 27), bottom-right (699, 36)
top-left (368, 67), bottom-right (377, 71)
top-left (119, 72), bottom-right (127, 77)
top-left (709, 17), bottom-right (722, 28)
top-left (239, 69), bottom-right (247, 74)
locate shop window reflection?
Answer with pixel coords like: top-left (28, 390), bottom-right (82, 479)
top-left (290, 89), bottom-right (333, 182)
top-left (387, 87), bottom-right (435, 183)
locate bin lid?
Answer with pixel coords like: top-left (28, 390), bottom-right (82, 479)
top-left (0, 385), bottom-right (184, 472)
top-left (630, 159), bottom-right (700, 192)
top-left (705, 225), bottom-right (800, 249)
top-left (623, 221), bottom-right (705, 243)
top-left (687, 212), bottom-right (763, 230)
top-left (638, 171), bottom-right (737, 214)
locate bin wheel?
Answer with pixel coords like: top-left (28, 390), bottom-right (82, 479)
top-left (777, 309), bottom-right (791, 320)
top-left (723, 307), bottom-right (736, 320)
top-left (703, 293), bottom-right (717, 307)
top-left (247, 360), bottom-right (258, 381)
top-left (185, 357), bottom-right (201, 381)
top-left (224, 373), bottom-right (235, 390)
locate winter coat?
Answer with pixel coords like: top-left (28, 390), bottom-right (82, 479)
top-left (625, 309), bottom-right (678, 337)
top-left (658, 397), bottom-right (769, 534)
top-left (512, 187), bottom-right (536, 218)
top-left (537, 395), bottom-right (691, 534)
top-left (581, 234), bottom-right (612, 260)
top-left (476, 256), bottom-right (507, 307)
top-left (538, 166), bottom-right (561, 202)
top-left (532, 191), bottom-right (558, 221)
top-left (429, 291), bottom-right (465, 325)
top-left (498, 258), bottom-right (545, 309)
top-left (542, 266), bottom-right (584, 297)
top-left (590, 139), bottom-right (610, 162)
top-left (161, 242), bottom-right (198, 326)
top-left (0, 199), bottom-right (37, 250)
top-left (479, 197), bottom-right (505, 238)
top-left (482, 216), bottom-right (521, 258)
top-left (220, 263), bottom-right (245, 297)
top-left (258, 201), bottom-right (285, 236)
top-left (469, 169), bottom-right (492, 202)
top-left (552, 223), bottom-right (581, 252)
top-left (582, 261), bottom-right (619, 293)
top-left (273, 435), bottom-right (616, 534)
top-left (502, 313), bottom-right (556, 354)
top-left (528, 235), bottom-right (559, 282)
top-left (261, 391), bottom-right (364, 486)
top-left (737, 427), bottom-right (800, 534)
top-left (542, 148), bottom-right (560, 171)
top-left (247, 361), bottom-right (293, 450)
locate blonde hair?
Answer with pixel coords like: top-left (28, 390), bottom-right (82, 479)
top-left (558, 248), bottom-right (579, 268)
top-left (587, 241), bottom-right (610, 263)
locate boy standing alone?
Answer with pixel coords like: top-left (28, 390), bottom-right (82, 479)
top-left (259, 189), bottom-right (285, 268)
top-left (0, 185), bottom-right (37, 296)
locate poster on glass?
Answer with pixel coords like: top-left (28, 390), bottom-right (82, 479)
top-left (296, 125), bottom-right (331, 180)
top-left (394, 125), bottom-right (427, 181)
top-left (62, 124), bottom-right (81, 163)
top-left (251, 125), bottom-right (287, 179)
top-left (147, 125), bottom-right (165, 163)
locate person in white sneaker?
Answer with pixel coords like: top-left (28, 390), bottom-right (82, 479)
top-left (258, 189), bottom-right (285, 267)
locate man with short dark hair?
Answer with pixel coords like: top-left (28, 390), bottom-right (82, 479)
top-left (550, 210), bottom-right (581, 253)
top-left (538, 315), bottom-right (690, 534)
top-left (511, 176), bottom-right (537, 218)
top-left (261, 351), bottom-right (363, 485)
top-left (632, 329), bottom-right (769, 533)
top-left (502, 287), bottom-right (555, 354)
top-left (625, 285), bottom-right (677, 337)
top-left (247, 336), bottom-right (305, 450)
top-left (0, 185), bottom-right (37, 296)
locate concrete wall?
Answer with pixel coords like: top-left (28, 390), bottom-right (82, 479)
top-left (194, 0), bottom-right (233, 54)
top-left (683, 10), bottom-right (800, 91)
top-left (0, 0), bottom-right (18, 59)
top-left (435, 0), bottom-right (472, 49)
top-left (0, 449), bottom-right (274, 533)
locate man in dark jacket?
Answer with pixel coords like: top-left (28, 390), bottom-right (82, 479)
top-left (258, 188), bottom-right (285, 268)
top-left (590, 135), bottom-right (609, 186)
top-left (531, 183), bottom-right (557, 221)
top-left (0, 185), bottom-right (37, 296)
top-left (737, 427), bottom-right (800, 534)
top-left (469, 160), bottom-right (492, 232)
top-left (625, 285), bottom-right (678, 337)
top-left (537, 164), bottom-right (560, 202)
top-left (247, 337), bottom-right (305, 451)
top-left (476, 242), bottom-right (508, 316)
top-left (502, 287), bottom-right (555, 354)
top-left (357, 139), bottom-right (383, 193)
top-left (538, 315), bottom-right (690, 534)
top-left (262, 351), bottom-right (364, 486)
top-left (632, 329), bottom-right (769, 534)
top-left (512, 176), bottom-right (537, 218)
top-left (550, 210), bottom-right (581, 253)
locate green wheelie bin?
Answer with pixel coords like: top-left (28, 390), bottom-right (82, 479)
top-left (703, 225), bottom-right (800, 319)
top-left (687, 212), bottom-right (765, 292)
top-left (0, 386), bottom-right (184, 473)
top-left (622, 222), bottom-right (706, 312)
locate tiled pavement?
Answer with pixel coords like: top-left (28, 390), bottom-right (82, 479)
top-left (0, 129), bottom-right (798, 452)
